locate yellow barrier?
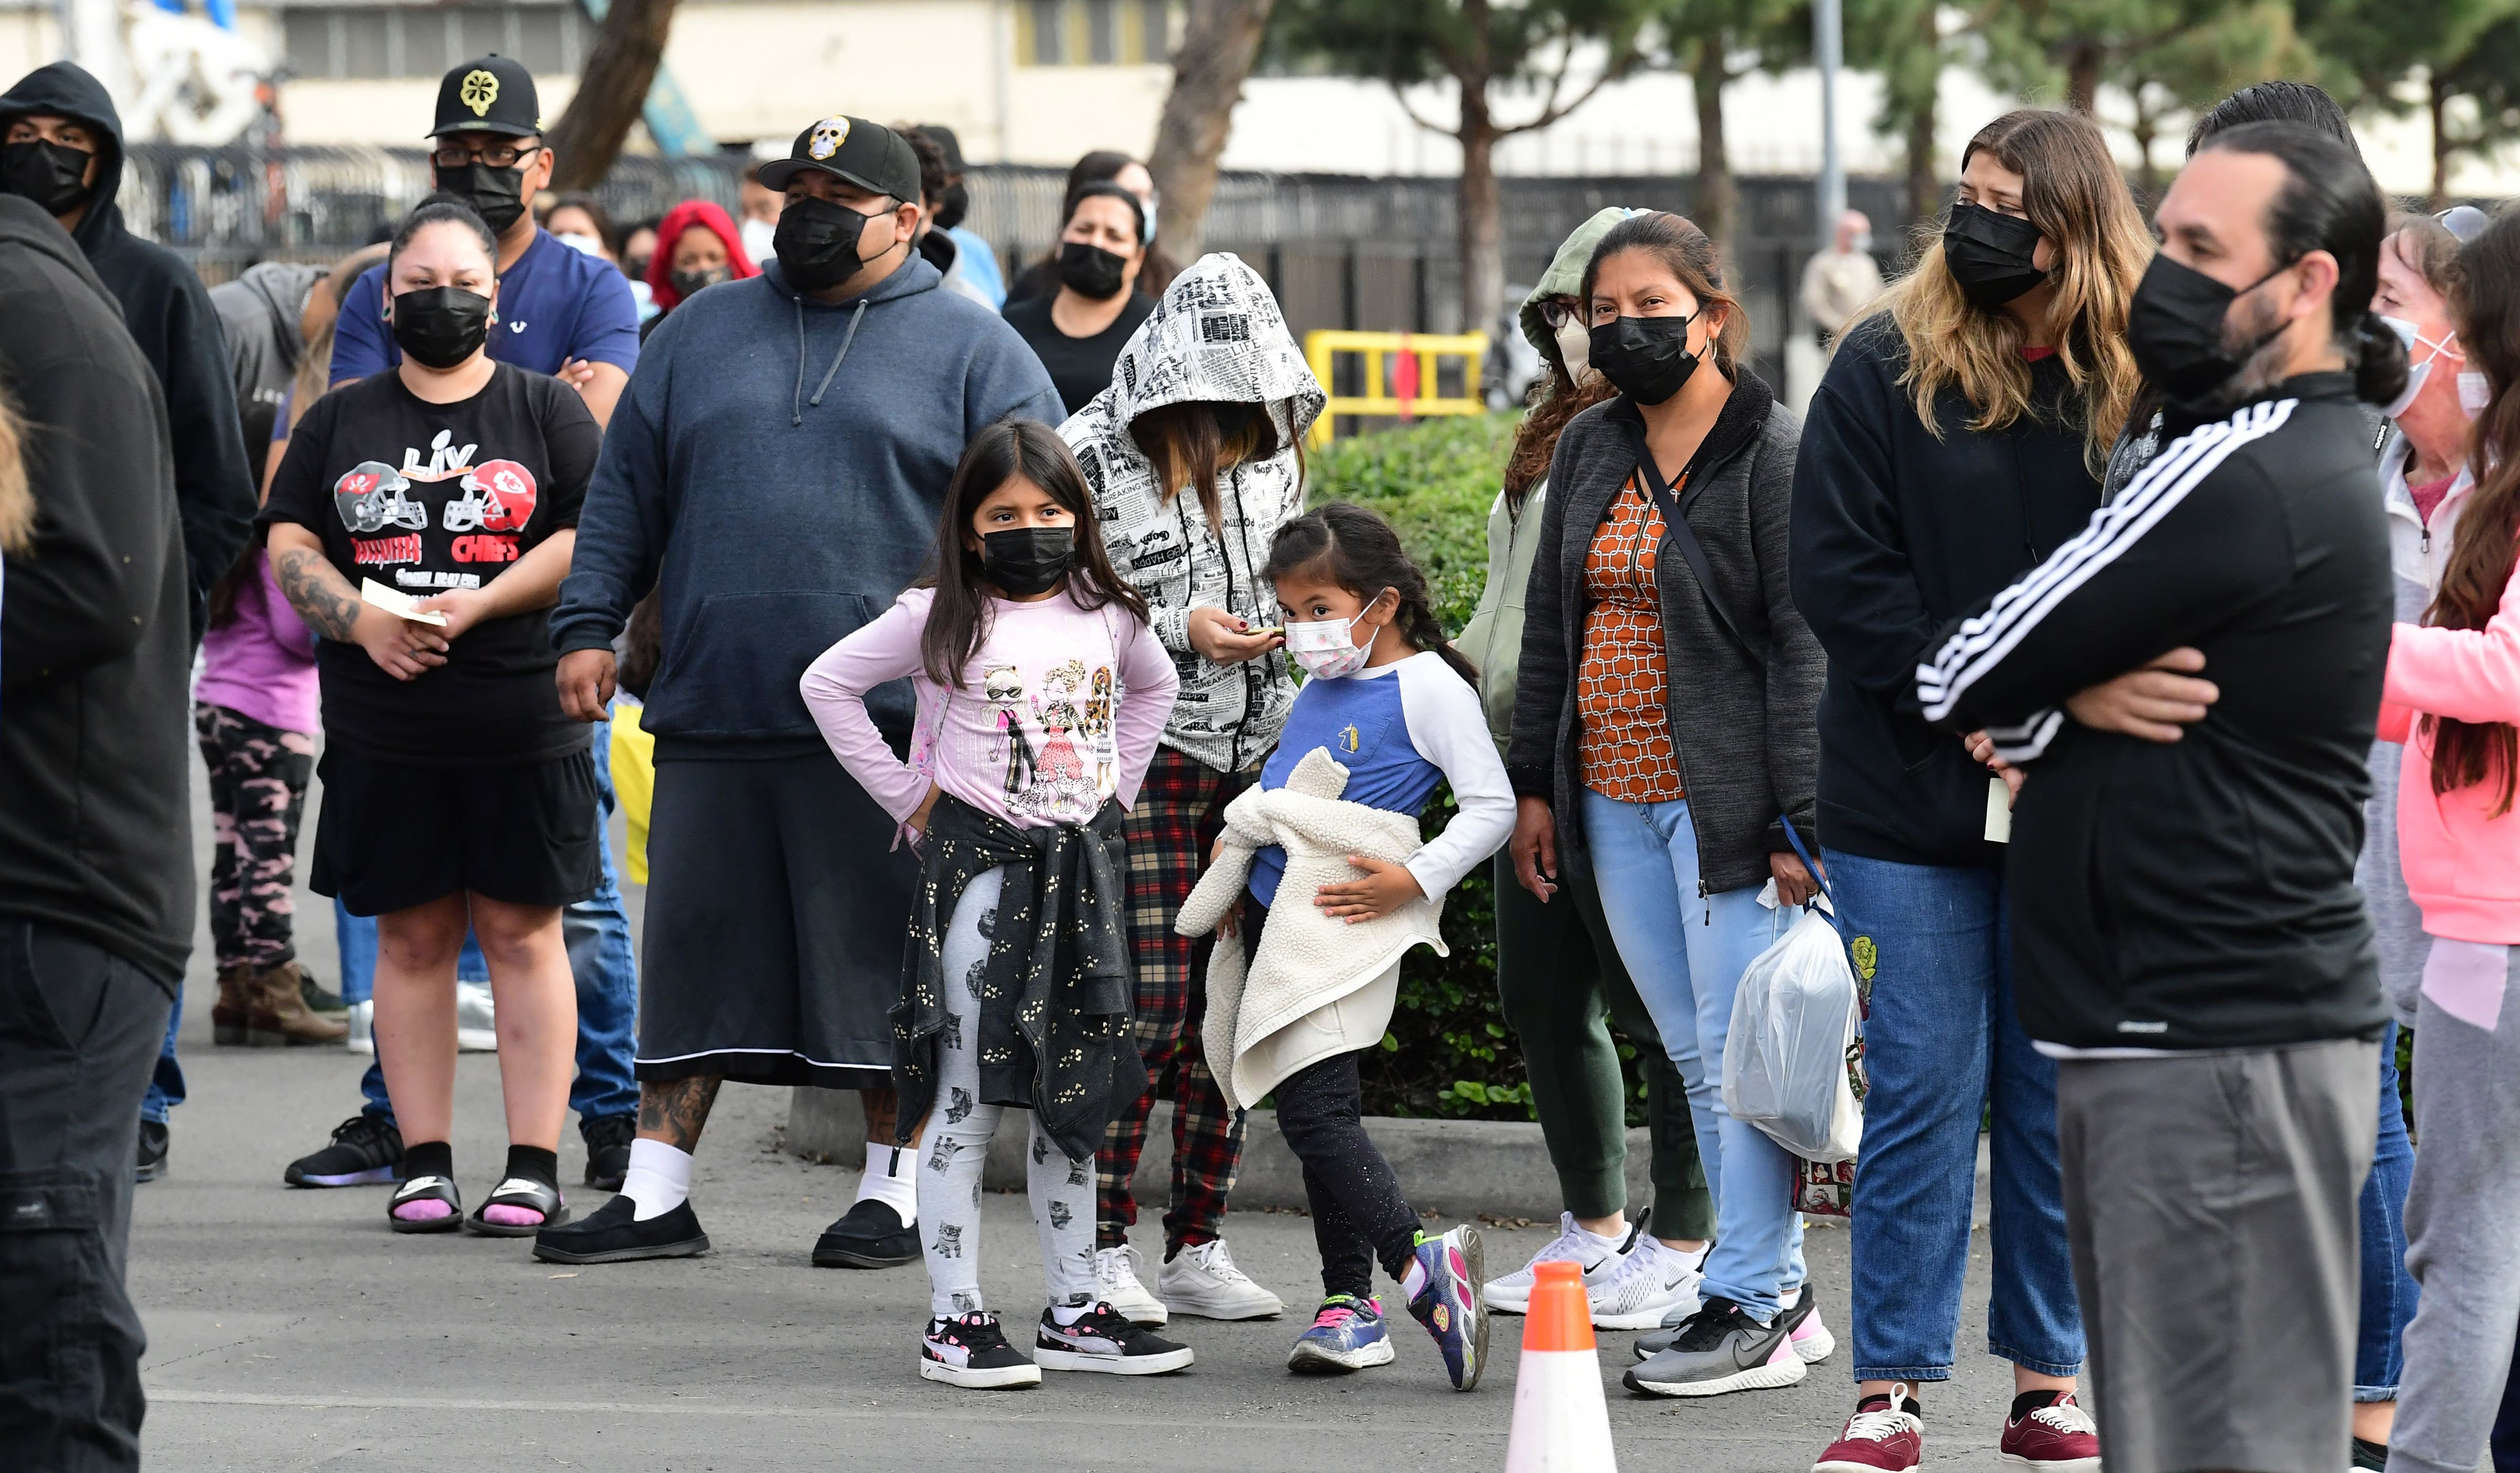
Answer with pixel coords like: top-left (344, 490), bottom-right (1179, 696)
top-left (1303, 329), bottom-right (1488, 448)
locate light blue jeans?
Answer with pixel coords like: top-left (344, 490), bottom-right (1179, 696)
top-left (1580, 790), bottom-right (1803, 1320)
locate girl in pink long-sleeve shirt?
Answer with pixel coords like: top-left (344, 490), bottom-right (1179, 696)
top-left (802, 419), bottom-right (1185, 1391)
top-left (2374, 214), bottom-right (2520, 1473)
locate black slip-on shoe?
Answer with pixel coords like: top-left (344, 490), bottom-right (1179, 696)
top-left (580, 1113), bottom-right (634, 1192)
top-left (532, 1194), bottom-right (709, 1264)
top-left (813, 1197), bottom-right (919, 1268)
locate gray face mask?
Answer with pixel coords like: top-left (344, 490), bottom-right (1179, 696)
top-left (1554, 315), bottom-right (1594, 382)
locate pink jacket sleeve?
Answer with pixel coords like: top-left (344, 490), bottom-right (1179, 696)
top-left (2384, 564), bottom-right (2520, 726)
top-left (1111, 610), bottom-right (1181, 812)
top-left (801, 590), bottom-right (933, 824)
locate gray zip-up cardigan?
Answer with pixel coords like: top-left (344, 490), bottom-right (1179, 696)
top-left (1505, 376), bottom-right (1823, 893)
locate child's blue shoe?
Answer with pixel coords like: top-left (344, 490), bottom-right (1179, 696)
top-left (1286, 1294), bottom-right (1394, 1373)
top-left (1404, 1225), bottom-right (1489, 1391)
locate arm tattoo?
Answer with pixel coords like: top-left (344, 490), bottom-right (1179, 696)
top-left (272, 546), bottom-right (363, 641)
top-left (637, 1075), bottom-right (722, 1151)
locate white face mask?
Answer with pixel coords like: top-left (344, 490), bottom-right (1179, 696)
top-left (1850, 231), bottom-right (1873, 254)
top-left (740, 216), bottom-right (778, 269)
top-left (2379, 315), bottom-right (2468, 420)
top-left (2462, 370), bottom-right (2493, 417)
top-left (554, 231), bottom-right (605, 258)
top-left (1283, 595), bottom-right (1385, 681)
top-left (1140, 192), bottom-right (1160, 244)
top-left (1554, 315), bottom-right (1593, 383)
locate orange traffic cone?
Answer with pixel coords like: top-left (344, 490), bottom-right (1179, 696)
top-left (1505, 1259), bottom-right (1618, 1471)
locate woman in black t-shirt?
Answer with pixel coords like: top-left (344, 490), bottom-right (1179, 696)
top-left (1002, 183), bottom-right (1154, 416)
top-left (264, 200), bottom-right (598, 1238)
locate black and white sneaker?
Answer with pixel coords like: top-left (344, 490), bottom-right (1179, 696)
top-left (920, 1312), bottom-right (1042, 1389)
top-left (284, 1114), bottom-right (403, 1188)
top-left (1034, 1302), bottom-right (1196, 1375)
top-left (1623, 1296), bottom-right (1807, 1397)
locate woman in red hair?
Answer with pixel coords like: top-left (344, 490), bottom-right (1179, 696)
top-left (642, 200), bottom-right (758, 336)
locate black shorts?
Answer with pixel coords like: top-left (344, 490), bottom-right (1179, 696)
top-left (312, 746), bottom-right (602, 915)
top-left (634, 749), bottom-right (917, 1091)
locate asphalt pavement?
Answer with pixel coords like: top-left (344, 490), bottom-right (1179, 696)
top-left (130, 747), bottom-right (2028, 1471)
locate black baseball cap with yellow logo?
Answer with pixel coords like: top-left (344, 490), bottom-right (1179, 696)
top-left (429, 55), bottom-right (541, 139)
top-left (755, 115), bottom-right (922, 205)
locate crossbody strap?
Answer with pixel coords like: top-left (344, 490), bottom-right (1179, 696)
top-left (1619, 417), bottom-right (1764, 671)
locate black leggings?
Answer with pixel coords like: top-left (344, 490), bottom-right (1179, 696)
top-left (1248, 899), bottom-right (1422, 1299)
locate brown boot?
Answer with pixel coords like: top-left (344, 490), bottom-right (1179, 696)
top-left (247, 962), bottom-right (349, 1047)
top-left (212, 965), bottom-right (253, 1046)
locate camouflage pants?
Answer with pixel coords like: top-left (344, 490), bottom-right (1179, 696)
top-left (195, 704), bottom-right (315, 972)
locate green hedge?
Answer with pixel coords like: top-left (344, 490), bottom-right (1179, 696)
top-left (1302, 414), bottom-right (1650, 1124)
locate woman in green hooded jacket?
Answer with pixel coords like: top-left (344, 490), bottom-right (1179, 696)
top-left (1462, 208), bottom-right (1713, 1324)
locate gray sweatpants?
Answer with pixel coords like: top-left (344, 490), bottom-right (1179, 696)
top-left (917, 866), bottom-right (1100, 1321)
top-left (2387, 952), bottom-right (2520, 1473)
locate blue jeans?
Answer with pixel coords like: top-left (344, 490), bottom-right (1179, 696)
top-left (141, 995), bottom-right (184, 1123)
top-left (1824, 848), bottom-right (2083, 1382)
top-left (355, 720), bottom-right (639, 1129)
top-left (1581, 790), bottom-right (1803, 1319)
top-left (2359, 1019), bottom-right (2418, 1399)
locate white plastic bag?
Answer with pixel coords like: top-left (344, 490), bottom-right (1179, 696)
top-left (1723, 906), bottom-right (1863, 1164)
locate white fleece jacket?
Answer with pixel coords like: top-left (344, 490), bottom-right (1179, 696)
top-left (1175, 748), bottom-right (1445, 1111)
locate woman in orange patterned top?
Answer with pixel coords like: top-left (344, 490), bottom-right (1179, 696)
top-left (1503, 211), bottom-right (1826, 1398)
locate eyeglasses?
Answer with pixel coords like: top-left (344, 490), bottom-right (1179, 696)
top-left (1537, 298), bottom-right (1582, 329)
top-left (431, 142), bottom-right (542, 171)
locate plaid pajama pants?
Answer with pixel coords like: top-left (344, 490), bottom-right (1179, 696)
top-left (1097, 746), bottom-right (1252, 1255)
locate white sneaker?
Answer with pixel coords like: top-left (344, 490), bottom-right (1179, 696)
top-left (455, 980), bottom-right (497, 1052)
top-left (1157, 1237), bottom-right (1285, 1320)
top-left (1483, 1212), bottom-right (1630, 1313)
top-left (346, 1000), bottom-right (374, 1056)
top-left (1092, 1244), bottom-right (1169, 1327)
top-left (1588, 1235), bottom-right (1706, 1330)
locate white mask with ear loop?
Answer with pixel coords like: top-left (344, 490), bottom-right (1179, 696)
top-left (1554, 315), bottom-right (1594, 384)
top-left (1283, 590), bottom-right (1390, 681)
top-left (2379, 315), bottom-right (2462, 420)
top-left (2462, 370), bottom-right (2493, 417)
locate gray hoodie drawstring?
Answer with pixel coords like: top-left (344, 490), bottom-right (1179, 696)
top-left (790, 298), bottom-right (869, 425)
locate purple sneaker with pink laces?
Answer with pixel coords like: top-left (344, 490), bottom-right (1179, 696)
top-left (1286, 1295), bottom-right (1395, 1373)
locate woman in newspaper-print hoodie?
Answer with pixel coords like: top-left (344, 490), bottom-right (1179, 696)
top-left (1058, 252), bottom-right (1325, 1324)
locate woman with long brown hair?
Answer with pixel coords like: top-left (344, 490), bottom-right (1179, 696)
top-left (1464, 208), bottom-right (1714, 1324)
top-left (1788, 107), bottom-right (2148, 1469)
top-left (2375, 205), bottom-right (2520, 1473)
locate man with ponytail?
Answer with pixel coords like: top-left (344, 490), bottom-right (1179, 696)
top-left (1913, 121), bottom-right (2402, 1473)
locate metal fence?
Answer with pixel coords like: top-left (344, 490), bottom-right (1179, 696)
top-left (124, 142), bottom-right (1920, 385)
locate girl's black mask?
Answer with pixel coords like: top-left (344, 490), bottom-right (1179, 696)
top-left (1942, 202), bottom-right (2051, 308)
top-left (1588, 312), bottom-right (1704, 406)
top-left (2, 139), bottom-right (92, 216)
top-left (980, 527), bottom-right (1075, 597)
top-left (1056, 241), bottom-right (1129, 300)
top-left (2127, 252), bottom-right (2293, 406)
top-left (433, 162), bottom-right (528, 235)
top-left (390, 287), bottom-right (493, 370)
top-left (774, 196), bottom-right (889, 294)
top-left (669, 264), bottom-right (731, 301)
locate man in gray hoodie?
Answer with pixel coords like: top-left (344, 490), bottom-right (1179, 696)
top-left (536, 116), bottom-right (1061, 1269)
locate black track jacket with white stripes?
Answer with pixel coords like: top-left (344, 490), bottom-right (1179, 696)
top-left (1915, 373), bottom-right (2391, 1052)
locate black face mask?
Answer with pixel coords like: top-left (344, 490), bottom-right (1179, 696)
top-left (2, 139), bottom-right (93, 216)
top-left (433, 161), bottom-right (527, 235)
top-left (1056, 241), bottom-right (1129, 300)
top-left (1942, 202), bottom-right (2050, 309)
top-left (622, 254), bottom-right (652, 283)
top-left (669, 264), bottom-right (730, 301)
top-left (774, 195), bottom-right (891, 294)
top-left (980, 527), bottom-right (1075, 597)
top-left (390, 286), bottom-right (494, 370)
top-left (2127, 252), bottom-right (2294, 406)
top-left (933, 179), bottom-right (970, 232)
top-left (1588, 312), bottom-right (1703, 405)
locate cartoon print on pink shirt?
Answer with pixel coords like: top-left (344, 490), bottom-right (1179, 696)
top-left (985, 665), bottom-right (1037, 803)
top-left (1007, 659), bottom-right (1112, 821)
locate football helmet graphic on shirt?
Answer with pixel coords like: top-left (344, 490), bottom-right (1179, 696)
top-left (332, 461), bottom-right (429, 534)
top-left (440, 458), bottom-right (539, 532)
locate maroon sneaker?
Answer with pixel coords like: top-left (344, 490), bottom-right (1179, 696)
top-left (1813, 1388), bottom-right (1923, 1473)
top-left (1999, 1392), bottom-right (2099, 1472)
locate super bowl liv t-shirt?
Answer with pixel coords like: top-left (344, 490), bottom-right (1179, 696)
top-left (261, 363), bottom-right (596, 766)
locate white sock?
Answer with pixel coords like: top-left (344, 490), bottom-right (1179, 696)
top-left (1400, 1257), bottom-right (1430, 1301)
top-left (856, 1143), bottom-right (918, 1223)
top-left (621, 1138), bottom-right (692, 1221)
top-left (1048, 1300), bottom-right (1093, 1326)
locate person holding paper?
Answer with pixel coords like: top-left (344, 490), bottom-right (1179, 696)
top-left (261, 197), bottom-right (596, 1238)
top-left (1788, 108), bottom-right (2151, 1471)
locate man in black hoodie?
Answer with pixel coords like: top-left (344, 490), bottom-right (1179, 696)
top-left (1, 60), bottom-right (257, 642)
top-left (1915, 124), bottom-right (2397, 1473)
top-left (0, 193), bottom-right (188, 1472)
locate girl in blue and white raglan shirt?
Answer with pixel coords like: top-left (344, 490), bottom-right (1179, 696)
top-left (1206, 503), bottom-right (1514, 1390)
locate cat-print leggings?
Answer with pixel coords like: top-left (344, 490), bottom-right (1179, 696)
top-left (917, 865), bottom-right (1101, 1321)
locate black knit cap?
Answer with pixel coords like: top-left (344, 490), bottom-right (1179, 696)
top-left (755, 114), bottom-right (922, 205)
top-left (429, 55), bottom-right (540, 139)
